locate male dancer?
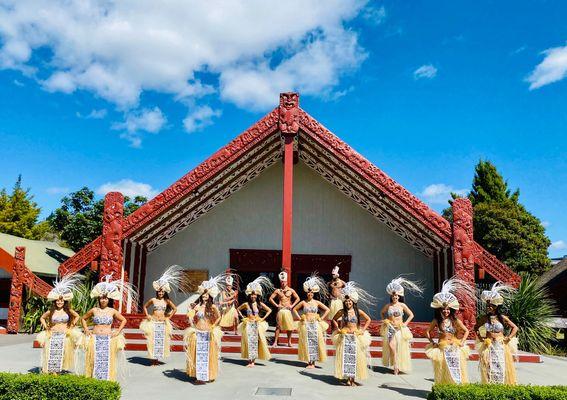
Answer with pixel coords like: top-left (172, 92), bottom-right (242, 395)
top-left (269, 271), bottom-right (299, 347)
top-left (328, 264), bottom-right (346, 320)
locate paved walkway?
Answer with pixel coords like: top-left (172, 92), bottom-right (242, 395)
top-left (0, 335), bottom-right (565, 400)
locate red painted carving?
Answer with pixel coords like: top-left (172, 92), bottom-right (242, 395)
top-left (58, 236), bottom-right (101, 276)
top-left (451, 198), bottom-right (477, 331)
top-left (278, 92), bottom-right (300, 136)
top-left (100, 192), bottom-right (124, 280)
top-left (7, 247), bottom-right (53, 333)
top-left (297, 109), bottom-right (453, 245)
top-left (474, 243), bottom-right (521, 287)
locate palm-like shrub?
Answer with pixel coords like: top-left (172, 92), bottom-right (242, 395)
top-left (504, 274), bottom-right (557, 354)
top-left (21, 294), bottom-right (50, 333)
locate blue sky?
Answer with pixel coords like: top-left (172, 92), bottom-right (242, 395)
top-left (0, 0), bottom-right (565, 258)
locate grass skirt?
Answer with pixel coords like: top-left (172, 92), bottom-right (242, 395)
top-left (184, 326), bottom-right (222, 381)
top-left (476, 337), bottom-right (518, 385)
top-left (381, 320), bottom-right (413, 373)
top-left (425, 338), bottom-right (470, 384)
top-left (36, 328), bottom-right (83, 373)
top-left (276, 309), bottom-right (295, 332)
top-left (84, 333), bottom-right (126, 381)
top-left (329, 299), bottom-right (343, 320)
top-left (219, 305), bottom-right (239, 328)
top-left (332, 329), bottom-right (371, 381)
top-left (296, 317), bottom-right (328, 362)
top-left (237, 317), bottom-right (271, 361)
top-left (139, 318), bottom-right (172, 360)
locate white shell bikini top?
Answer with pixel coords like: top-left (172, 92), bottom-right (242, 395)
top-left (51, 314), bottom-right (69, 324)
top-left (304, 305), bottom-right (318, 313)
top-left (93, 315), bottom-right (113, 325)
top-left (485, 318), bottom-right (504, 333)
top-left (387, 306), bottom-right (404, 318)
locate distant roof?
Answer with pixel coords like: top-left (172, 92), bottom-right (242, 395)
top-left (0, 233), bottom-right (74, 276)
top-left (539, 257), bottom-right (567, 287)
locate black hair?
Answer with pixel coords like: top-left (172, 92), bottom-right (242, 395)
top-left (98, 296), bottom-right (114, 308)
top-left (390, 294), bottom-right (405, 304)
top-left (434, 308), bottom-right (457, 328)
top-left (342, 297), bottom-right (361, 326)
top-left (156, 291), bottom-right (172, 314)
top-left (486, 304), bottom-right (505, 326)
top-left (197, 292), bottom-right (215, 319)
top-left (48, 300), bottom-right (72, 328)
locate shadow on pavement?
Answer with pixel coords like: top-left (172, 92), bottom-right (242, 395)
top-left (371, 365), bottom-right (393, 374)
top-left (379, 383), bottom-right (430, 399)
top-left (128, 356), bottom-right (155, 366)
top-left (27, 367), bottom-right (40, 374)
top-left (298, 370), bottom-right (344, 386)
top-left (271, 358), bottom-right (307, 368)
top-left (163, 369), bottom-right (192, 383)
top-left (221, 358), bottom-right (266, 367)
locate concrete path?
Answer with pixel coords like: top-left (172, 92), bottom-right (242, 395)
top-left (0, 335), bottom-right (565, 400)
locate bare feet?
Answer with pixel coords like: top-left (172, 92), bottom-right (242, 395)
top-left (394, 367), bottom-right (399, 375)
top-left (247, 361), bottom-right (255, 368)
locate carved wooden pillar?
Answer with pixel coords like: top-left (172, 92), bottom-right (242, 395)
top-left (451, 198), bottom-right (477, 331)
top-left (100, 192), bottom-right (125, 281)
top-left (279, 92), bottom-right (300, 285)
top-left (7, 247), bottom-right (25, 333)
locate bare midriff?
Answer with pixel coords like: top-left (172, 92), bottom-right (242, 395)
top-left (150, 299), bottom-right (168, 321)
top-left (277, 288), bottom-right (293, 308)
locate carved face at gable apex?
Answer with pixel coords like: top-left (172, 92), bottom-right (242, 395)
top-left (280, 93), bottom-right (298, 109)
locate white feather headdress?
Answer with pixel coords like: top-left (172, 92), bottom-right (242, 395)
top-left (47, 273), bottom-right (84, 301)
top-left (90, 274), bottom-right (139, 304)
top-left (303, 273), bottom-right (329, 300)
top-left (481, 281), bottom-right (516, 306)
top-left (341, 281), bottom-right (376, 309)
top-left (386, 275), bottom-right (424, 297)
top-left (198, 272), bottom-right (231, 299)
top-left (245, 275), bottom-right (274, 298)
top-left (431, 277), bottom-right (476, 310)
top-left (152, 265), bottom-right (186, 293)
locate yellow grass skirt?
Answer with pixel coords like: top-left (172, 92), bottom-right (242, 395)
top-left (84, 333), bottom-right (126, 381)
top-left (476, 337), bottom-right (518, 385)
top-left (36, 328), bottom-right (83, 373)
top-left (381, 320), bottom-right (413, 373)
top-left (184, 326), bottom-right (222, 381)
top-left (219, 305), bottom-right (239, 328)
top-left (139, 318), bottom-right (172, 360)
top-left (329, 299), bottom-right (343, 320)
top-left (237, 317), bottom-right (271, 361)
top-left (425, 338), bottom-right (470, 384)
top-left (296, 317), bottom-right (329, 363)
top-left (332, 329), bottom-right (371, 381)
top-left (276, 308), bottom-right (295, 331)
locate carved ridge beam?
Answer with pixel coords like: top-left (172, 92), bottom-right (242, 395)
top-left (58, 236), bottom-right (102, 276)
top-left (474, 242), bottom-right (521, 287)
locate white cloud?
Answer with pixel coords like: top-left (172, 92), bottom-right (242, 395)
top-left (46, 186), bottom-right (69, 195)
top-left (0, 0), bottom-right (367, 116)
top-left (112, 107), bottom-right (166, 147)
top-left (96, 179), bottom-right (158, 199)
top-left (420, 184), bottom-right (467, 205)
top-left (183, 106), bottom-right (222, 133)
top-left (541, 220), bottom-right (551, 228)
top-left (550, 240), bottom-right (566, 250)
top-left (362, 5), bottom-right (386, 26)
top-left (76, 109), bottom-right (107, 119)
top-left (414, 64), bottom-right (438, 80)
top-left (13, 79), bottom-right (24, 87)
top-left (527, 43), bottom-right (567, 89)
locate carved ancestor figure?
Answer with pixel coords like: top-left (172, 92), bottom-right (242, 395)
top-left (278, 92), bottom-right (299, 135)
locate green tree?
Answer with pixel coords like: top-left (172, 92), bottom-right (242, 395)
top-left (0, 176), bottom-right (44, 239)
top-left (443, 160), bottom-right (551, 275)
top-left (48, 187), bottom-right (146, 251)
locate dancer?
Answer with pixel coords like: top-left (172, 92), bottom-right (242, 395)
top-left (328, 264), bottom-right (346, 320)
top-left (293, 274), bottom-right (330, 368)
top-left (81, 275), bottom-right (136, 381)
top-left (219, 274), bottom-right (239, 334)
top-left (332, 281), bottom-right (373, 386)
top-left (140, 265), bottom-right (182, 365)
top-left (425, 278), bottom-right (474, 384)
top-left (380, 275), bottom-right (423, 374)
top-left (37, 274), bottom-right (83, 374)
top-left (237, 276), bottom-right (273, 367)
top-left (475, 282), bottom-right (519, 385)
top-left (269, 271), bottom-right (299, 347)
top-left (184, 273), bottom-right (225, 383)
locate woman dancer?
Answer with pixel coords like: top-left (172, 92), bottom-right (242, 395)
top-left (237, 276), bottom-right (273, 367)
top-left (475, 282), bottom-right (519, 385)
top-left (184, 273), bottom-right (226, 383)
top-left (332, 281), bottom-right (373, 386)
top-left (380, 276), bottom-right (423, 374)
top-left (293, 274), bottom-right (330, 369)
top-left (425, 278), bottom-right (474, 384)
top-left (140, 265), bottom-right (182, 365)
top-left (219, 275), bottom-right (239, 334)
top-left (37, 274), bottom-right (83, 374)
top-left (81, 275), bottom-right (136, 381)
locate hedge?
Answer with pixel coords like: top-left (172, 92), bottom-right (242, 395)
top-left (0, 373), bottom-right (120, 400)
top-left (428, 383), bottom-right (567, 400)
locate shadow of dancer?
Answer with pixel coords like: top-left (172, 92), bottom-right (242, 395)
top-left (298, 370), bottom-right (344, 386)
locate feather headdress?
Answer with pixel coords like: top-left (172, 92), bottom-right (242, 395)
top-left (303, 273), bottom-right (329, 300)
top-left (90, 274), bottom-right (139, 305)
top-left (198, 272), bottom-right (231, 299)
top-left (47, 273), bottom-right (84, 301)
top-left (386, 275), bottom-right (424, 297)
top-left (431, 277), bottom-right (476, 310)
top-left (245, 275), bottom-right (274, 299)
top-left (481, 281), bottom-right (516, 306)
top-left (341, 281), bottom-right (376, 309)
top-left (152, 265), bottom-right (186, 293)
